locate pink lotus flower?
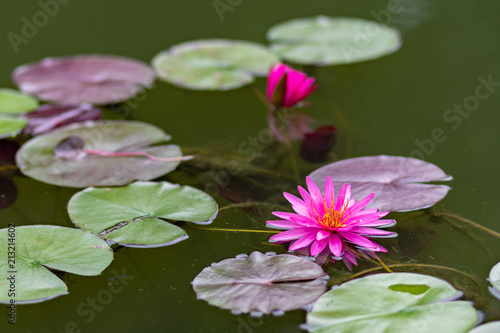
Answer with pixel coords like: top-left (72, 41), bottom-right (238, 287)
top-left (266, 63), bottom-right (317, 108)
top-left (267, 176), bottom-right (396, 267)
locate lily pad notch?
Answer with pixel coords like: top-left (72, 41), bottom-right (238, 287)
top-left (68, 181), bottom-right (218, 248)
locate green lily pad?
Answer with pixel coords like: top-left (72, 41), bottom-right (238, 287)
top-left (68, 181), bottom-right (218, 247)
top-left (16, 121), bottom-right (184, 188)
top-left (488, 262), bottom-right (500, 300)
top-left (0, 88), bottom-right (38, 114)
top-left (469, 322), bottom-right (500, 333)
top-left (0, 118), bottom-right (27, 139)
top-left (0, 89), bottom-right (38, 138)
top-left (0, 225), bottom-right (113, 304)
top-left (268, 16), bottom-right (402, 66)
top-left (307, 273), bottom-right (477, 333)
top-left (192, 251), bottom-right (327, 314)
top-left (152, 39), bottom-right (280, 90)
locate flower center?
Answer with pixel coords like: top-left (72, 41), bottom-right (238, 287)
top-left (319, 200), bottom-right (349, 230)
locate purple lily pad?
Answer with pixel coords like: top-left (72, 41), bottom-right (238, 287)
top-left (16, 120), bottom-right (184, 188)
top-left (12, 55), bottom-right (155, 105)
top-left (309, 155), bottom-right (452, 212)
top-left (24, 103), bottom-right (102, 136)
top-left (192, 251), bottom-right (327, 314)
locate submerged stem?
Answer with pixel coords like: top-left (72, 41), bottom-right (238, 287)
top-left (437, 212), bottom-right (500, 238)
top-left (85, 150), bottom-right (194, 163)
top-left (277, 110), bottom-right (300, 183)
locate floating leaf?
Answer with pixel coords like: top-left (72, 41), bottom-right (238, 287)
top-left (152, 39), bottom-right (279, 90)
top-left (68, 181), bottom-right (218, 247)
top-left (309, 155), bottom-right (452, 212)
top-left (267, 16), bottom-right (402, 66)
top-left (0, 89), bottom-right (38, 138)
top-left (469, 322), bottom-right (500, 333)
top-left (0, 225), bottom-right (113, 304)
top-left (24, 103), bottom-right (102, 136)
top-left (192, 251), bottom-right (327, 314)
top-left (307, 273), bottom-right (477, 333)
top-left (0, 118), bottom-right (27, 139)
top-left (0, 88), bottom-right (38, 113)
top-left (16, 121), bottom-right (183, 188)
top-left (488, 262), bottom-right (500, 300)
top-left (12, 55), bottom-right (155, 104)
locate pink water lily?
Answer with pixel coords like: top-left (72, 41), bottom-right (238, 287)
top-left (266, 63), bottom-right (317, 108)
top-left (267, 176), bottom-right (396, 267)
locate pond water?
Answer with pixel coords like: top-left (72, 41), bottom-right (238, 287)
top-left (1, 0), bottom-right (500, 332)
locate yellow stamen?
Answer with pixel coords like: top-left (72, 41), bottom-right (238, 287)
top-left (318, 198), bottom-right (350, 229)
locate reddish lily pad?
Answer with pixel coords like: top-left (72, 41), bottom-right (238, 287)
top-left (16, 121), bottom-right (184, 188)
top-left (12, 55), bottom-right (155, 104)
top-left (309, 155), bottom-right (452, 212)
top-left (192, 251), bottom-right (327, 314)
top-left (24, 103), bottom-right (102, 136)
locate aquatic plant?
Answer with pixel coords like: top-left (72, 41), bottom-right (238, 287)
top-left (267, 176), bottom-right (396, 267)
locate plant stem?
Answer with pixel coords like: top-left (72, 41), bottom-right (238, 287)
top-left (185, 226), bottom-right (281, 234)
top-left (278, 111), bottom-right (301, 183)
top-left (219, 202), bottom-right (289, 212)
top-left (438, 212), bottom-right (500, 238)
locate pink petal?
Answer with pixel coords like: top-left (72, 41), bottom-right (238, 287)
top-left (310, 237), bottom-right (329, 256)
top-left (269, 228), bottom-right (310, 242)
top-left (266, 64), bottom-right (287, 101)
top-left (334, 184), bottom-right (350, 211)
top-left (360, 219), bottom-right (396, 227)
top-left (271, 211), bottom-right (318, 226)
top-left (348, 193), bottom-right (374, 215)
top-left (294, 78), bottom-right (317, 102)
top-left (289, 232), bottom-right (317, 250)
top-left (349, 227), bottom-right (397, 237)
top-left (316, 229), bottom-right (330, 241)
top-left (340, 232), bottom-right (381, 250)
top-left (297, 186), bottom-right (312, 205)
top-left (328, 233), bottom-right (343, 257)
top-left (284, 70), bottom-right (308, 107)
top-left (283, 192), bottom-right (310, 215)
top-left (306, 176), bottom-right (325, 217)
top-left (323, 176), bottom-right (335, 209)
top-left (266, 220), bottom-right (303, 230)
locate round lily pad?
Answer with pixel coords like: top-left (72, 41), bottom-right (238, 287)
top-left (0, 118), bottom-right (27, 139)
top-left (68, 181), bottom-right (218, 247)
top-left (16, 120), bottom-right (183, 188)
top-left (0, 225), bottom-right (113, 304)
top-left (309, 155), bottom-right (452, 212)
top-left (192, 251), bottom-right (327, 314)
top-left (152, 39), bottom-right (280, 90)
top-left (488, 262), bottom-right (500, 300)
top-left (469, 322), bottom-right (500, 333)
top-left (307, 273), bottom-right (477, 333)
top-left (268, 16), bottom-right (402, 66)
top-left (0, 88), bottom-right (38, 113)
top-left (12, 55), bottom-right (155, 104)
top-left (0, 88), bottom-right (38, 138)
